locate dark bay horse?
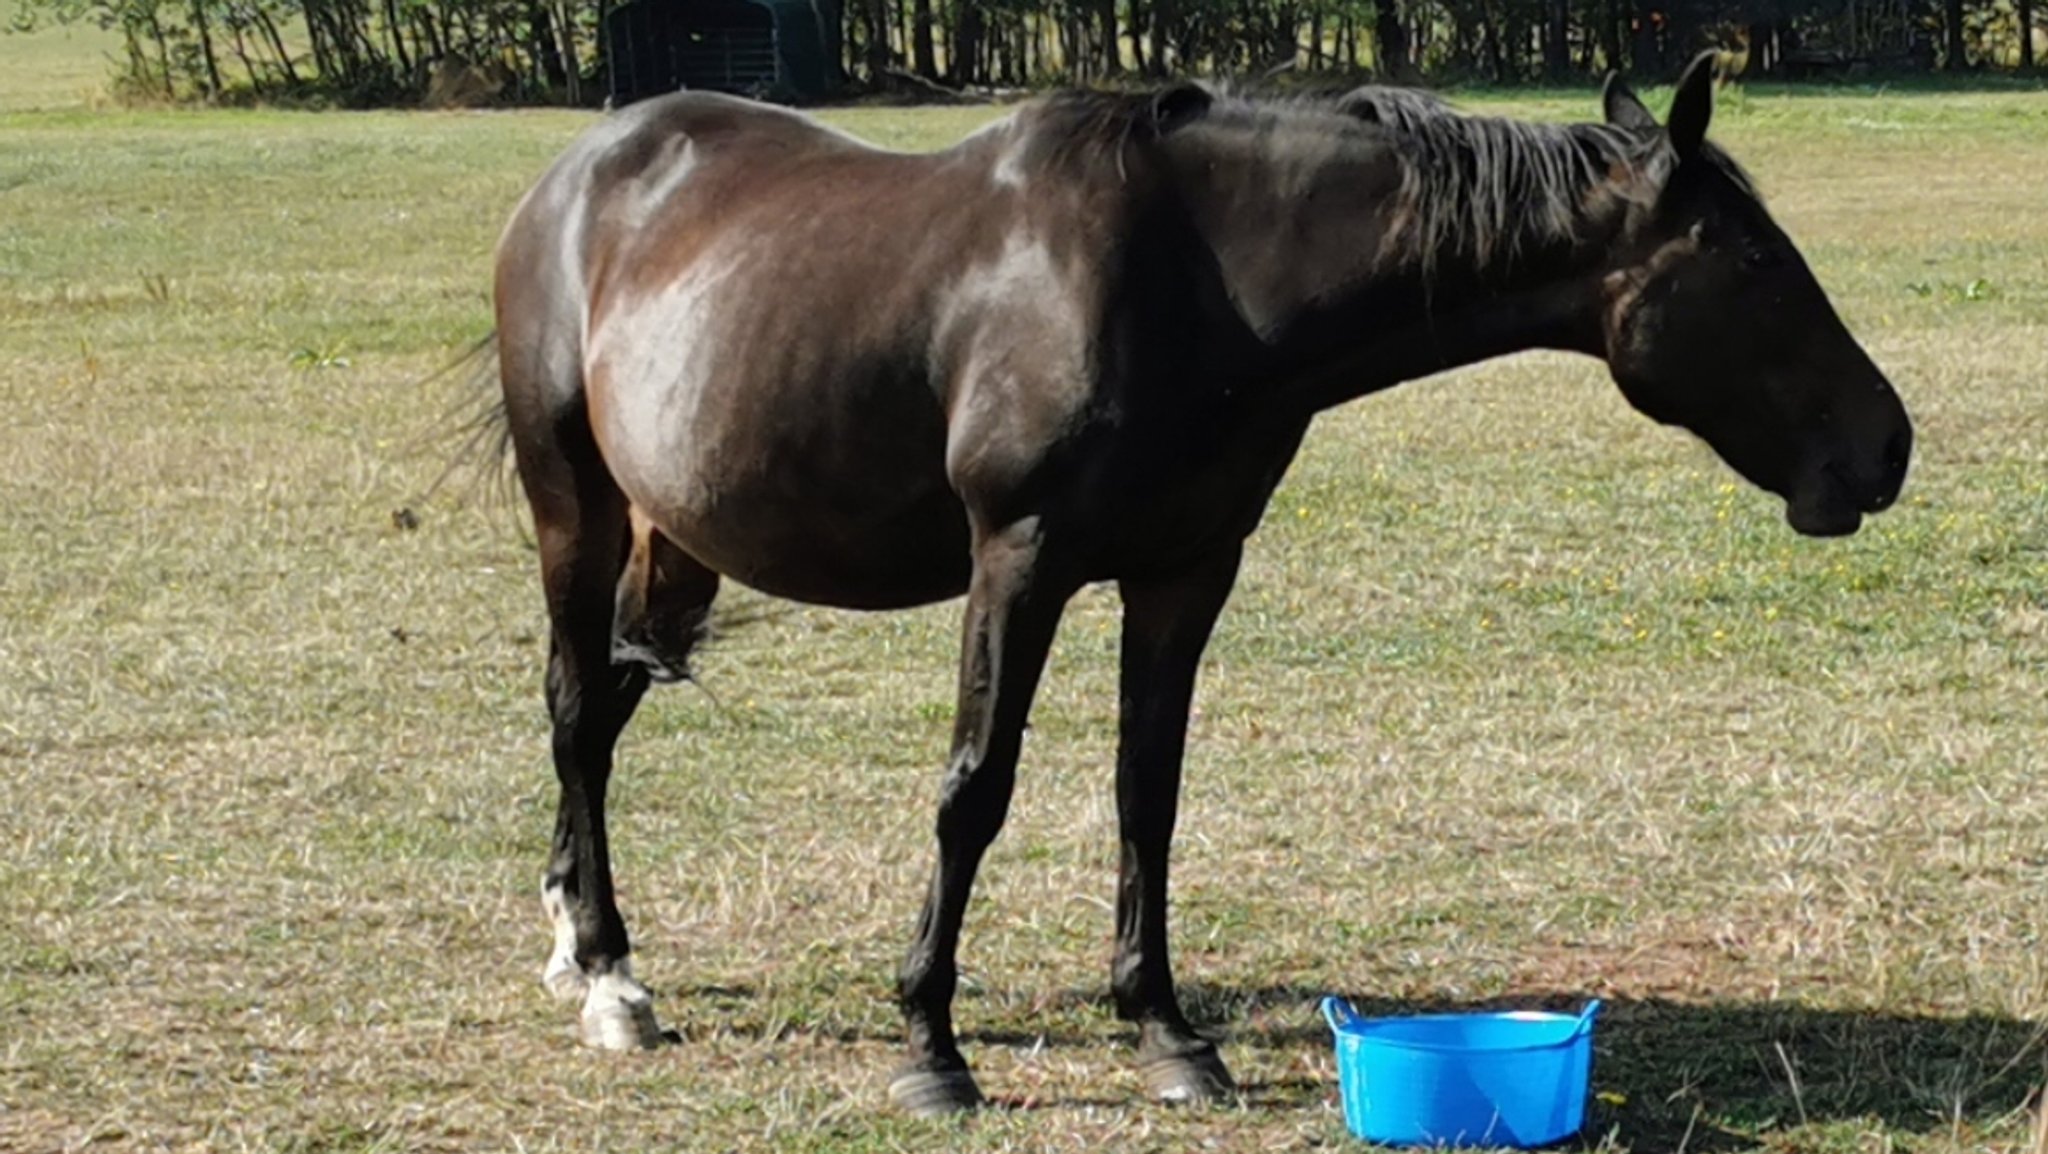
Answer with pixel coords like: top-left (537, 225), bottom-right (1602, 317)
top-left (485, 52), bottom-right (1911, 1113)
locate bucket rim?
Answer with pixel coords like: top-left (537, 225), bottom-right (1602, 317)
top-left (1322, 996), bottom-right (1602, 1054)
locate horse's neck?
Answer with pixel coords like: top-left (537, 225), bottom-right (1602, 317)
top-left (1166, 123), bottom-right (1618, 412)
top-left (1282, 259), bottom-right (1610, 415)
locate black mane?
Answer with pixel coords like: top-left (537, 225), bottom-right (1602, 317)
top-left (1017, 82), bottom-right (1762, 273)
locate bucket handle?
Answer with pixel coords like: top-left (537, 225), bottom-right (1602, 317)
top-left (1321, 995), bottom-right (1359, 1035)
top-left (1573, 998), bottom-right (1604, 1037)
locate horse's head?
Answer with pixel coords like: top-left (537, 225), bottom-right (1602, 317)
top-left (1596, 54), bottom-right (1911, 537)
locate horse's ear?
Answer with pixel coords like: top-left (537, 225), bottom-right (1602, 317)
top-left (1337, 88), bottom-right (1384, 124)
top-left (1601, 71), bottom-right (1657, 131)
top-left (1667, 51), bottom-right (1717, 157)
top-left (1150, 84), bottom-right (1212, 134)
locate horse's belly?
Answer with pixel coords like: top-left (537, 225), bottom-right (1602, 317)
top-left (665, 484), bottom-right (973, 609)
top-left (594, 381), bottom-right (971, 610)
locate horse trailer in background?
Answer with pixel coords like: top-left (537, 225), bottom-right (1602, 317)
top-left (604, 0), bottom-right (841, 105)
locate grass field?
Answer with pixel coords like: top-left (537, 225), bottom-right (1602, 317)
top-left (3, 26), bottom-right (2046, 1153)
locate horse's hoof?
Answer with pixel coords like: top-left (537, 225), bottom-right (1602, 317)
top-left (542, 953), bottom-right (589, 1002)
top-left (579, 973), bottom-right (664, 1051)
top-left (888, 1067), bottom-right (985, 1116)
top-left (1139, 1047), bottom-right (1237, 1104)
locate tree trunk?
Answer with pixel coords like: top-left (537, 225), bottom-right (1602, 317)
top-left (146, 9), bottom-right (176, 96)
top-left (452, 0), bottom-right (475, 55)
top-left (382, 0), bottom-right (412, 76)
top-left (1664, 0), bottom-right (1699, 65)
top-left (529, 1), bottom-right (565, 89)
top-left (190, 0), bottom-right (224, 95)
top-left (1545, 0), bottom-right (1569, 77)
top-left (1149, 0), bottom-right (1175, 75)
top-left (119, 16), bottom-right (146, 83)
top-left (1632, 0), bottom-right (1658, 72)
top-left (1095, 0), bottom-right (1120, 74)
top-left (1372, 0), bottom-right (1409, 77)
top-left (301, 0), bottom-right (332, 80)
top-left (418, 9), bottom-right (444, 59)
top-left (950, 0), bottom-right (983, 85)
top-left (1943, 0), bottom-right (1964, 67)
top-left (227, 18), bottom-right (260, 86)
top-left (555, 0), bottom-right (581, 103)
top-left (2020, 0), bottom-right (2035, 69)
top-left (1274, 1), bottom-right (1299, 67)
top-left (911, 0), bottom-right (936, 75)
top-left (252, 4), bottom-right (302, 84)
top-left (864, 0), bottom-right (890, 79)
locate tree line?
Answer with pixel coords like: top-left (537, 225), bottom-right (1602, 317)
top-left (9, 0), bottom-right (2040, 106)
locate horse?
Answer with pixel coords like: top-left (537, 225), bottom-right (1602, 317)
top-left (480, 51), bottom-right (1912, 1114)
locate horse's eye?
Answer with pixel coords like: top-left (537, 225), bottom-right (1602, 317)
top-left (1740, 246), bottom-right (1782, 271)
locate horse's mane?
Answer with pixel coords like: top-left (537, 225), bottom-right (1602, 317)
top-left (1023, 88), bottom-right (1197, 176)
top-left (1016, 83), bottom-right (1761, 275)
top-left (1334, 87), bottom-right (1671, 270)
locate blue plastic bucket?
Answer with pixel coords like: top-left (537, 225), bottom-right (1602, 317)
top-left (1323, 996), bottom-right (1601, 1149)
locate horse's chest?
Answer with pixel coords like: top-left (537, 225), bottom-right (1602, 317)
top-left (1072, 410), bottom-right (1311, 573)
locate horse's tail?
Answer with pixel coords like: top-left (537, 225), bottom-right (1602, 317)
top-left (412, 330), bottom-right (517, 514)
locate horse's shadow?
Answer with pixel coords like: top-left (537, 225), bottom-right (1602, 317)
top-left (1171, 982), bottom-right (2046, 1151)
top-left (669, 979), bottom-right (2042, 1146)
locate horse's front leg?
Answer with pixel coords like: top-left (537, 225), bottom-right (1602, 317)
top-left (1112, 546), bottom-right (1243, 1102)
top-left (890, 518), bottom-right (1075, 1116)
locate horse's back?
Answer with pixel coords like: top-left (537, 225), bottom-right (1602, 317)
top-left (493, 93), bottom-right (1220, 607)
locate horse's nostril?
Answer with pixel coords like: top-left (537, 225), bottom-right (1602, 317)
top-left (1884, 426), bottom-right (1913, 473)
top-left (1856, 424), bottom-right (1912, 514)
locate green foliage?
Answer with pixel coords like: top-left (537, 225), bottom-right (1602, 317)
top-left (289, 341), bottom-right (355, 369)
top-left (1906, 276), bottom-right (2001, 301)
top-left (11, 0), bottom-right (2044, 107)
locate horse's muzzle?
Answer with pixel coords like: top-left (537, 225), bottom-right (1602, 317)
top-left (1786, 420), bottom-right (1911, 537)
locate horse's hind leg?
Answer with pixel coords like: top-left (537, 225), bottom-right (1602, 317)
top-left (504, 372), bottom-right (668, 1050)
top-left (612, 505), bottom-right (720, 684)
top-left (533, 485), bottom-right (676, 1048)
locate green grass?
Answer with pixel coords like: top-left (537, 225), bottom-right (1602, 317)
top-left (3, 36), bottom-right (2046, 1154)
top-left (0, 24), bottom-right (126, 112)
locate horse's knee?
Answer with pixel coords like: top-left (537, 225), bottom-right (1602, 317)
top-left (613, 507), bottom-right (719, 682)
top-left (933, 748), bottom-right (1020, 854)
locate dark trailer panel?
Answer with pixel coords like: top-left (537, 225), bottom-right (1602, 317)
top-left (606, 0), bottom-right (842, 105)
